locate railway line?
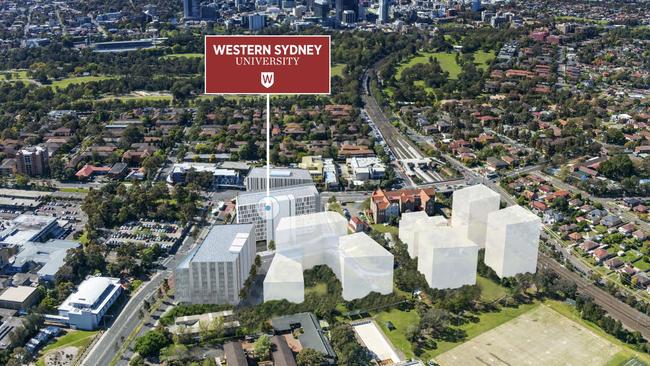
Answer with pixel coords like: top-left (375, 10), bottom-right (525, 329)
top-left (538, 254), bottom-right (650, 339)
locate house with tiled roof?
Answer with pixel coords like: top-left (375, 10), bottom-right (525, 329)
top-left (370, 188), bottom-right (435, 224)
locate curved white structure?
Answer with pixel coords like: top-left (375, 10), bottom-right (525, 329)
top-left (399, 211), bottom-right (448, 258)
top-left (263, 212), bottom-right (394, 302)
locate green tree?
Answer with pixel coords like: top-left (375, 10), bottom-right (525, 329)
top-left (253, 334), bottom-right (272, 360)
top-left (134, 329), bottom-right (172, 357)
top-left (296, 348), bottom-right (326, 366)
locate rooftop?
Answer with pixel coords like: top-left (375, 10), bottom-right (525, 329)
top-left (237, 184), bottom-right (318, 206)
top-left (247, 167), bottom-right (312, 180)
top-left (0, 286), bottom-right (38, 303)
top-left (179, 224), bottom-right (254, 266)
top-left (59, 277), bottom-right (120, 313)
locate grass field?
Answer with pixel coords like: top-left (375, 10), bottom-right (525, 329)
top-left (50, 75), bottom-right (115, 89)
top-left (99, 93), bottom-right (173, 102)
top-left (476, 276), bottom-right (507, 303)
top-left (547, 301), bottom-right (650, 366)
top-left (305, 282), bottom-right (327, 296)
top-left (373, 302), bottom-right (539, 361)
top-left (59, 187), bottom-right (90, 193)
top-left (374, 308), bottom-right (420, 359)
top-left (370, 223), bottom-right (398, 236)
top-left (435, 304), bottom-right (620, 366)
top-left (41, 330), bottom-right (98, 353)
top-left (395, 50), bottom-right (495, 81)
top-left (332, 63), bottom-right (346, 77)
top-left (162, 53), bottom-right (204, 59)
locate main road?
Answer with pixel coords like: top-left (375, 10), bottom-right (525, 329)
top-left (81, 228), bottom-right (203, 366)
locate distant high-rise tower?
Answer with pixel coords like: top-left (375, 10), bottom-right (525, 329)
top-left (183, 0), bottom-right (200, 20)
top-left (471, 0), bottom-right (481, 12)
top-left (336, 0), bottom-right (358, 22)
top-left (378, 0), bottom-right (389, 23)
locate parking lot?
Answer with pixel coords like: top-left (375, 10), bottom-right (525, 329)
top-left (106, 221), bottom-right (183, 249)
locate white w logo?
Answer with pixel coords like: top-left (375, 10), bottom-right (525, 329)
top-left (261, 72), bottom-right (274, 88)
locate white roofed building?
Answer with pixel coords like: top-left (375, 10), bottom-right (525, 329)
top-left (57, 277), bottom-right (123, 330)
top-left (244, 167), bottom-right (313, 192)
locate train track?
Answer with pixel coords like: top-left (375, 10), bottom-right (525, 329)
top-left (538, 254), bottom-right (650, 340)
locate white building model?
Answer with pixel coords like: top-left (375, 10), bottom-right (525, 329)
top-left (484, 205), bottom-right (542, 278)
top-left (417, 227), bottom-right (478, 289)
top-left (451, 184), bottom-right (500, 247)
top-left (398, 184), bottom-right (541, 289)
top-left (263, 212), bottom-right (394, 302)
top-left (399, 211), bottom-right (447, 258)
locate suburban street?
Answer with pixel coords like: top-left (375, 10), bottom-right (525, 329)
top-left (362, 63), bottom-right (650, 339)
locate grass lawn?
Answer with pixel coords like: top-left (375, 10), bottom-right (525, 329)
top-left (396, 52), bottom-right (462, 80)
top-left (396, 50), bottom-right (494, 82)
top-left (546, 300), bottom-right (650, 366)
top-left (374, 302), bottom-right (540, 361)
top-left (374, 308), bottom-right (420, 359)
top-left (59, 187), bottom-right (90, 193)
top-left (371, 223), bottom-right (398, 236)
top-left (99, 94), bottom-right (172, 102)
top-left (305, 283), bottom-right (327, 296)
top-left (50, 75), bottom-right (115, 89)
top-left (0, 70), bottom-right (30, 81)
top-left (427, 302), bottom-right (540, 359)
top-left (161, 53), bottom-right (204, 59)
top-left (332, 63), bottom-right (346, 77)
top-left (476, 276), bottom-right (507, 303)
top-left (41, 330), bottom-right (98, 353)
top-left (474, 50), bottom-right (495, 69)
top-left (631, 257), bottom-right (650, 271)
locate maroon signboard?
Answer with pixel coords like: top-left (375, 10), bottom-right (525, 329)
top-left (204, 35), bottom-right (331, 95)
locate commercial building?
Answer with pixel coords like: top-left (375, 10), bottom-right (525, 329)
top-left (167, 162), bottom-right (244, 189)
top-left (313, 0), bottom-right (330, 19)
top-left (264, 212), bottom-right (393, 302)
top-left (56, 277), bottom-right (122, 330)
top-left (378, 0), bottom-right (389, 23)
top-left (298, 156), bottom-right (324, 179)
top-left (10, 239), bottom-right (80, 282)
top-left (341, 10), bottom-right (356, 24)
top-left (0, 286), bottom-right (40, 310)
top-left (335, 0), bottom-right (358, 22)
top-left (244, 167), bottom-right (313, 191)
top-left (0, 214), bottom-right (60, 245)
top-left (183, 0), bottom-right (200, 19)
top-left (247, 13), bottom-right (266, 30)
top-left (398, 211), bottom-right (447, 258)
top-left (236, 184), bottom-right (320, 243)
top-left (484, 205), bottom-right (541, 278)
top-left (417, 227), bottom-right (479, 289)
top-left (16, 146), bottom-right (48, 177)
top-left (371, 188), bottom-right (435, 224)
top-left (175, 224), bottom-right (256, 305)
top-left (347, 157), bottom-right (385, 182)
top-left (451, 184), bottom-right (500, 247)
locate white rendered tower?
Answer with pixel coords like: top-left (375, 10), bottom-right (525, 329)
top-left (484, 205), bottom-right (541, 278)
top-left (451, 184), bottom-right (500, 247)
top-left (417, 226), bottom-right (479, 289)
top-left (399, 211), bottom-right (447, 258)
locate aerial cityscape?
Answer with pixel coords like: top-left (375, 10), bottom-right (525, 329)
top-left (0, 0), bottom-right (649, 365)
